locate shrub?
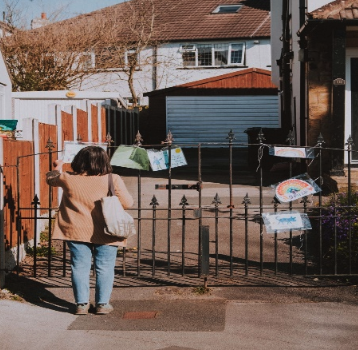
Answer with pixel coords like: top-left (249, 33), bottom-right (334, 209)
top-left (319, 192), bottom-right (358, 269)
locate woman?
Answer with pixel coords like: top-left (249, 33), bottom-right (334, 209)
top-left (46, 146), bottom-right (134, 315)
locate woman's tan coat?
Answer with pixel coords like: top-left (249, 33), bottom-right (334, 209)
top-left (46, 171), bottom-right (134, 246)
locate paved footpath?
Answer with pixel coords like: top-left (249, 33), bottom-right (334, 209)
top-left (1, 285), bottom-right (358, 350)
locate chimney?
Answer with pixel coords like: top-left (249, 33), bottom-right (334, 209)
top-left (31, 13), bottom-right (51, 29)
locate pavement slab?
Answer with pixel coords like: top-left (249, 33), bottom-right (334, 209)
top-left (68, 300), bottom-right (226, 332)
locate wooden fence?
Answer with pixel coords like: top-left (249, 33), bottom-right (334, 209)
top-left (0, 102), bottom-right (107, 286)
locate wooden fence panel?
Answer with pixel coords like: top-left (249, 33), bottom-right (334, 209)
top-left (101, 107), bottom-right (107, 142)
top-left (3, 140), bottom-right (34, 249)
top-left (77, 109), bottom-right (89, 142)
top-left (61, 111), bottom-right (73, 147)
top-left (91, 105), bottom-right (99, 142)
top-left (39, 123), bottom-right (58, 215)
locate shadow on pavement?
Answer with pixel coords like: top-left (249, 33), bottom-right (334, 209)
top-left (4, 273), bottom-right (73, 313)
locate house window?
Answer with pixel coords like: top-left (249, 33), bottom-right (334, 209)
top-left (125, 49), bottom-right (139, 67)
top-left (212, 5), bottom-right (241, 14)
top-left (94, 47), bottom-right (138, 69)
top-left (181, 43), bottom-right (244, 67)
top-left (198, 45), bottom-right (212, 66)
top-left (79, 52), bottom-right (94, 70)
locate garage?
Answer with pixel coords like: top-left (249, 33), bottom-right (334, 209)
top-left (142, 68), bottom-right (280, 146)
top-left (166, 95), bottom-right (279, 145)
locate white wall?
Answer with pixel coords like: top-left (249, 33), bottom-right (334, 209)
top-left (80, 39), bottom-right (272, 104)
top-left (0, 51), bottom-right (12, 119)
top-left (12, 90), bottom-right (125, 130)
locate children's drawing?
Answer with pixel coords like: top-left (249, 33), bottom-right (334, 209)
top-left (63, 141), bottom-right (107, 163)
top-left (148, 147), bottom-right (187, 171)
top-left (147, 149), bottom-right (167, 171)
top-left (163, 147), bottom-right (187, 168)
top-left (110, 145), bottom-right (150, 171)
top-left (269, 146), bottom-right (315, 159)
top-left (262, 211), bottom-right (312, 233)
top-left (273, 173), bottom-right (321, 203)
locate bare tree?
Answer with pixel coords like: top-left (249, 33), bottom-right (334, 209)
top-left (90, 0), bottom-right (160, 106)
top-left (0, 0), bottom-right (166, 106)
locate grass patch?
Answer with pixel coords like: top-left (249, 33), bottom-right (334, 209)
top-left (26, 245), bottom-right (56, 257)
top-left (192, 286), bottom-right (211, 295)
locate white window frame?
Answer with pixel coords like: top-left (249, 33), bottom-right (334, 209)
top-left (125, 49), bottom-right (139, 67)
top-left (181, 43), bottom-right (245, 67)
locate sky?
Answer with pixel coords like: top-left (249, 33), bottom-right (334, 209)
top-left (0, 0), bottom-right (126, 26)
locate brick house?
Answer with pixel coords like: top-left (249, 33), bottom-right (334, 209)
top-left (271, 0), bottom-right (358, 182)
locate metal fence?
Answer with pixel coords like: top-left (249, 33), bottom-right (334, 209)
top-left (11, 129), bottom-right (358, 286)
top-left (104, 104), bottom-right (139, 146)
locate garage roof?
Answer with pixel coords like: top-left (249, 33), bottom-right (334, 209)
top-left (145, 68), bottom-right (277, 96)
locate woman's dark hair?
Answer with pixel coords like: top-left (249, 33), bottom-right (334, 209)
top-left (71, 146), bottom-right (112, 175)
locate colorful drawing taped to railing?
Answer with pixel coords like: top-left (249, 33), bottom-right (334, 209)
top-left (148, 147), bottom-right (187, 171)
top-left (110, 146), bottom-right (187, 171)
top-left (269, 146), bottom-right (315, 159)
top-left (262, 211), bottom-right (312, 233)
top-left (110, 145), bottom-right (150, 171)
top-left (273, 173), bottom-right (321, 203)
top-left (62, 141), bottom-right (108, 163)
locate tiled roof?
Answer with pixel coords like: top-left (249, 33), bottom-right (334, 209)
top-left (308, 0), bottom-right (358, 20)
top-left (50, 0), bottom-right (271, 41)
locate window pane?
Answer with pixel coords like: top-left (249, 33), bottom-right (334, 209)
top-left (230, 44), bottom-right (243, 64)
top-left (182, 52), bottom-right (196, 66)
top-left (95, 47), bottom-right (125, 69)
top-left (213, 5), bottom-right (241, 13)
top-left (127, 51), bottom-right (137, 66)
top-left (214, 44), bottom-right (229, 65)
top-left (214, 50), bottom-right (228, 65)
top-left (198, 45), bottom-right (212, 66)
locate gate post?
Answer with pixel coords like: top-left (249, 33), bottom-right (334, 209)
top-left (200, 225), bottom-right (210, 287)
top-left (46, 138), bottom-right (55, 277)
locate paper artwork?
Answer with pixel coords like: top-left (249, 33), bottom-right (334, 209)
top-left (273, 173), bottom-right (321, 203)
top-left (148, 147), bottom-right (187, 171)
top-left (262, 211), bottom-right (312, 233)
top-left (110, 145), bottom-right (151, 171)
top-left (269, 146), bottom-right (315, 159)
top-left (63, 141), bottom-right (107, 163)
top-left (147, 149), bottom-right (167, 171)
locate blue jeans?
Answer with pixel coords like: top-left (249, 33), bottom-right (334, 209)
top-left (67, 241), bottom-right (118, 305)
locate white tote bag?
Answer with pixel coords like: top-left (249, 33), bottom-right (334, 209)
top-left (101, 173), bottom-right (136, 239)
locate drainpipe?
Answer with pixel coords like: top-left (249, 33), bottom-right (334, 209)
top-left (152, 45), bottom-right (158, 91)
top-left (281, 0), bottom-right (293, 133)
top-left (299, 0), bottom-right (307, 146)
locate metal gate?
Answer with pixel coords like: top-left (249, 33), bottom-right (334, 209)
top-left (10, 130), bottom-right (358, 287)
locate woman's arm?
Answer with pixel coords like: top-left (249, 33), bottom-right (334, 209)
top-left (46, 160), bottom-right (64, 186)
top-left (113, 174), bottom-right (134, 209)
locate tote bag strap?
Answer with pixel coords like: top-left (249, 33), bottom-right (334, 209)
top-left (107, 173), bottom-right (116, 196)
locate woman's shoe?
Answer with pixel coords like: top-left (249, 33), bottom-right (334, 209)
top-left (96, 303), bottom-right (114, 315)
top-left (75, 303), bottom-right (90, 315)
